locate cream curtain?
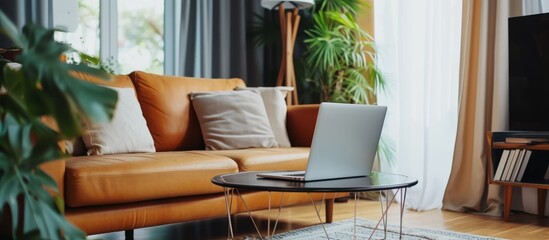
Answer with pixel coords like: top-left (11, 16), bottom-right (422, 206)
top-left (442, 0), bottom-right (522, 215)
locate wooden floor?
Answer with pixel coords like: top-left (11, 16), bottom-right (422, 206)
top-left (90, 198), bottom-right (549, 240)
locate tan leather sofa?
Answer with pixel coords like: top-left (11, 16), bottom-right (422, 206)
top-left (41, 71), bottom-right (341, 236)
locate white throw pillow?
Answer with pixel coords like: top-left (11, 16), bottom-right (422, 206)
top-left (82, 87), bottom-right (156, 155)
top-left (190, 90), bottom-right (278, 150)
top-left (236, 87), bottom-right (293, 147)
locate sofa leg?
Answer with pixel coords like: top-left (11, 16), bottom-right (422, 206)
top-left (325, 199), bottom-right (334, 223)
top-left (125, 229), bottom-right (134, 240)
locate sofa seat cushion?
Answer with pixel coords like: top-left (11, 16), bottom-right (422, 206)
top-left (193, 147), bottom-right (310, 172)
top-left (65, 152), bottom-right (238, 207)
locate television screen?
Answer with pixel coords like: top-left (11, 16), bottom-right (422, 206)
top-left (509, 12), bottom-right (549, 131)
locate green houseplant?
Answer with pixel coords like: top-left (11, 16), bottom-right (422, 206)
top-left (305, 0), bottom-right (394, 169)
top-left (305, 0), bottom-right (384, 104)
top-left (0, 11), bottom-right (117, 240)
top-left (251, 0), bottom-right (393, 164)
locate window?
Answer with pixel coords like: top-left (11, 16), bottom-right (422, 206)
top-left (56, 0), bottom-right (164, 74)
top-left (55, 1), bottom-right (100, 60)
top-left (117, 0), bottom-right (163, 74)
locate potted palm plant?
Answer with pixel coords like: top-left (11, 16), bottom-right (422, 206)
top-left (305, 0), bottom-right (394, 177)
top-left (0, 11), bottom-right (117, 240)
top-left (305, 0), bottom-right (384, 104)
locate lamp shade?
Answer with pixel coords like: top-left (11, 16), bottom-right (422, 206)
top-left (261, 0), bottom-right (314, 10)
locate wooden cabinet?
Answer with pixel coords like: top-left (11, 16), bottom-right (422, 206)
top-left (487, 131), bottom-right (549, 221)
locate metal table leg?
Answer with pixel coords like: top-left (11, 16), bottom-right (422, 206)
top-left (399, 188), bottom-right (408, 239)
top-left (367, 188), bottom-right (409, 240)
top-left (223, 187), bottom-right (235, 239)
top-left (223, 188), bottom-right (409, 239)
top-left (307, 192), bottom-right (330, 239)
top-left (235, 189), bottom-right (264, 239)
top-left (224, 189), bottom-right (287, 240)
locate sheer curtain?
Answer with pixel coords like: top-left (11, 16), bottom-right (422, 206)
top-left (374, 0), bottom-right (462, 210)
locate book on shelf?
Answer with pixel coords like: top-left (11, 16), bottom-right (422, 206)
top-left (516, 150), bottom-right (532, 182)
top-left (510, 149), bottom-right (525, 181)
top-left (505, 137), bottom-right (549, 144)
top-left (493, 149), bottom-right (510, 181)
top-left (506, 149), bottom-right (520, 181)
top-left (502, 150), bottom-right (518, 181)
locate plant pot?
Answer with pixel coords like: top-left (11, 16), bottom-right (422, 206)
top-left (0, 48), bottom-right (22, 62)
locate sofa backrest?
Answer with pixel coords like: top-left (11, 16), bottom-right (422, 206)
top-left (129, 71), bottom-right (246, 151)
top-left (71, 71), bottom-right (134, 88)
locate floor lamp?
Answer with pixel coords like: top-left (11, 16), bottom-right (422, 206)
top-left (261, 0), bottom-right (314, 105)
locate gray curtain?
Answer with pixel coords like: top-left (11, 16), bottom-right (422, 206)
top-left (165, 0), bottom-right (265, 86)
top-left (0, 0), bottom-right (51, 48)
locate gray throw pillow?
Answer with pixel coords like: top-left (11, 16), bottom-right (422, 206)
top-left (190, 90), bottom-right (278, 150)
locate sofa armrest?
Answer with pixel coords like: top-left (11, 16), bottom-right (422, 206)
top-left (40, 159), bottom-right (65, 197)
top-left (286, 104), bottom-right (320, 147)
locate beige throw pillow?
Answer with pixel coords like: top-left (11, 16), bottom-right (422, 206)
top-left (82, 87), bottom-right (156, 155)
top-left (190, 90), bottom-right (278, 150)
top-left (236, 87), bottom-right (293, 147)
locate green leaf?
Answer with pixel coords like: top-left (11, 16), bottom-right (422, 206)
top-left (21, 195), bottom-right (86, 239)
top-left (77, 51), bottom-right (101, 66)
top-left (26, 173), bottom-right (57, 203)
top-left (54, 195), bottom-right (65, 215)
top-left (23, 24), bottom-right (60, 55)
top-left (317, 0), bottom-right (363, 15)
top-left (47, 83), bottom-right (82, 137)
top-left (41, 199), bottom-right (86, 239)
top-left (3, 64), bottom-right (27, 100)
top-left (23, 196), bottom-right (48, 238)
top-left (0, 95), bottom-right (31, 123)
top-left (0, 11), bottom-right (25, 47)
top-left (0, 172), bottom-right (21, 236)
top-left (378, 135), bottom-right (396, 170)
top-left (0, 58), bottom-right (11, 85)
top-left (32, 169), bottom-right (57, 191)
top-left (26, 138), bottom-right (64, 168)
top-left (4, 65), bottom-right (52, 119)
top-left (64, 76), bottom-right (118, 124)
top-left (6, 117), bottom-right (33, 164)
top-left (0, 9), bottom-right (110, 240)
top-left (327, 12), bottom-right (356, 29)
top-left (15, 167), bottom-right (85, 240)
top-left (0, 152), bottom-right (9, 170)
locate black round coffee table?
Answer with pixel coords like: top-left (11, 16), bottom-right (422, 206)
top-left (212, 171), bottom-right (417, 192)
top-left (212, 171), bottom-right (418, 240)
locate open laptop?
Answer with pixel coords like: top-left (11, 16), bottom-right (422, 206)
top-left (257, 102), bottom-right (387, 181)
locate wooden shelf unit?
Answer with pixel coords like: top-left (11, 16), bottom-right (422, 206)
top-left (487, 131), bottom-right (549, 221)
